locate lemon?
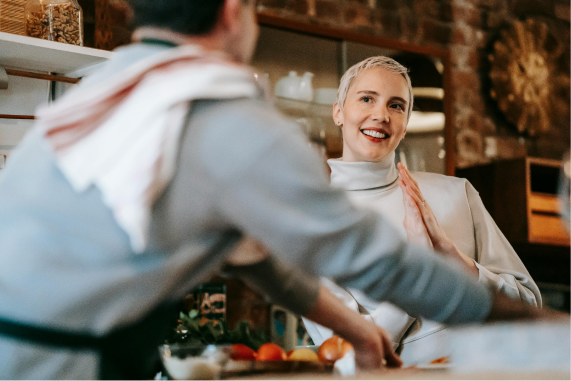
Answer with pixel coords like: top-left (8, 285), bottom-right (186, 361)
top-left (287, 348), bottom-right (319, 362)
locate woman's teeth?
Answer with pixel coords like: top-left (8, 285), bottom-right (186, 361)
top-left (362, 130), bottom-right (387, 139)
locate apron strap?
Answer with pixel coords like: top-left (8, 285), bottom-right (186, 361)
top-left (0, 317), bottom-right (102, 350)
top-left (0, 228), bottom-right (243, 379)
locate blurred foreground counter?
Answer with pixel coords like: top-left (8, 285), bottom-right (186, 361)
top-left (224, 369), bottom-right (571, 381)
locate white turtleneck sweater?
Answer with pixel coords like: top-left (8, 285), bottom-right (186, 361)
top-left (303, 152), bottom-right (541, 364)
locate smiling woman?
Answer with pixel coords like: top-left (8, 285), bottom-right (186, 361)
top-left (303, 56), bottom-right (542, 366)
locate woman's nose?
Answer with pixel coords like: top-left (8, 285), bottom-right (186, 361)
top-left (371, 107), bottom-right (389, 123)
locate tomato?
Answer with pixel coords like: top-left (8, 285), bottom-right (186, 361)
top-left (256, 343), bottom-right (286, 361)
top-left (230, 344), bottom-right (256, 361)
top-left (287, 348), bottom-right (319, 362)
top-left (317, 336), bottom-right (353, 364)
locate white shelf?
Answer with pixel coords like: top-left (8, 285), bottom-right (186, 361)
top-left (0, 32), bottom-right (112, 77)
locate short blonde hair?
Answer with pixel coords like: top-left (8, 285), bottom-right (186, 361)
top-left (336, 56), bottom-right (414, 119)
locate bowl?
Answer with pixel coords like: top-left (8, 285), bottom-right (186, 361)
top-left (159, 344), bottom-right (232, 380)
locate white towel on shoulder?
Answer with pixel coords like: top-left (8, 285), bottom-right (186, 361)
top-left (36, 44), bottom-right (261, 252)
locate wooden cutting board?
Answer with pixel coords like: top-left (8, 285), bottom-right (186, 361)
top-left (222, 360), bottom-right (332, 377)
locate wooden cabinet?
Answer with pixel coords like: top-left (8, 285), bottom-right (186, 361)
top-left (458, 157), bottom-right (568, 247)
top-left (457, 157), bottom-right (570, 287)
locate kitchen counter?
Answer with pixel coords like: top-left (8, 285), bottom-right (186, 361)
top-left (228, 368), bottom-right (570, 380)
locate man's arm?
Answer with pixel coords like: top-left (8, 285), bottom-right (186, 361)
top-left (223, 253), bottom-right (402, 370)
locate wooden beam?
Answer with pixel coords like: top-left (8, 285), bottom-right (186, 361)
top-left (0, 114), bottom-right (35, 119)
top-left (5, 69), bottom-right (80, 84)
top-left (257, 13), bottom-right (449, 58)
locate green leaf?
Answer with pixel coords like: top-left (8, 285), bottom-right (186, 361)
top-left (167, 310), bottom-right (269, 349)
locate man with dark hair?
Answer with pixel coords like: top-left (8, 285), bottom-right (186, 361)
top-left (129, 0), bottom-right (228, 35)
top-left (0, 0), bottom-right (549, 379)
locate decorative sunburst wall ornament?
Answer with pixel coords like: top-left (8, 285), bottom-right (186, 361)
top-left (488, 18), bottom-right (570, 137)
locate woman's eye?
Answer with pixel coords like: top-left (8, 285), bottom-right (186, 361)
top-left (361, 96), bottom-right (372, 103)
top-left (391, 103), bottom-right (404, 111)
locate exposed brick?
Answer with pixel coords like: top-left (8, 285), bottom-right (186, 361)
top-left (457, 5), bottom-right (484, 28)
top-left (482, 117), bottom-right (497, 135)
top-left (452, 25), bottom-right (489, 48)
top-left (373, 10), bottom-right (401, 37)
top-left (440, 1), bottom-right (454, 22)
top-left (555, 3), bottom-right (570, 22)
top-left (484, 9), bottom-right (505, 29)
top-left (257, 0), bottom-right (293, 9)
top-left (510, 0), bottom-right (556, 18)
top-left (345, 3), bottom-right (373, 27)
top-left (450, 44), bottom-right (480, 70)
top-left (474, 0), bottom-right (500, 9)
top-left (292, 0), bottom-right (310, 15)
top-left (485, 136), bottom-right (526, 159)
top-left (349, 0), bottom-right (375, 7)
top-left (314, 0), bottom-right (343, 24)
top-left (451, 69), bottom-right (481, 90)
top-left (399, 11), bottom-right (421, 41)
top-left (375, 0), bottom-right (406, 11)
top-left (412, 0), bottom-right (441, 18)
top-left (421, 19), bottom-right (452, 45)
top-left (455, 127), bottom-right (488, 168)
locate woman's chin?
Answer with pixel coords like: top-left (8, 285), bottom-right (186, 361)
top-left (360, 151), bottom-right (392, 162)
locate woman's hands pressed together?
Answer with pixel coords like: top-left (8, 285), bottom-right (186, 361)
top-left (397, 163), bottom-right (479, 276)
top-left (398, 177), bottom-right (432, 249)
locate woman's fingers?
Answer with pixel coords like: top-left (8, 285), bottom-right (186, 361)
top-left (398, 163), bottom-right (424, 201)
top-left (400, 181), bottom-right (433, 248)
top-left (398, 162), bottom-right (420, 188)
top-left (403, 181), bottom-right (439, 236)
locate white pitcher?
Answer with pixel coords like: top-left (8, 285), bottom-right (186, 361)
top-left (298, 72), bottom-right (314, 102)
top-left (275, 71), bottom-right (301, 99)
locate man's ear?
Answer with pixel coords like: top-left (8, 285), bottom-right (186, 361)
top-left (219, 0), bottom-right (243, 34)
top-left (333, 102), bottom-right (343, 126)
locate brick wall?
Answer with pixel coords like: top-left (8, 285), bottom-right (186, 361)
top-left (257, 0), bottom-right (570, 168)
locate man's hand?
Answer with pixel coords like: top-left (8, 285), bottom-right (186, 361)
top-left (304, 285), bottom-right (403, 370)
top-left (487, 290), bottom-right (569, 322)
top-left (347, 323), bottom-right (403, 370)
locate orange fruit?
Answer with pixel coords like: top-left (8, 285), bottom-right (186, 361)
top-left (256, 343), bottom-right (286, 361)
top-left (287, 348), bottom-right (319, 362)
top-left (230, 344), bottom-right (256, 361)
top-left (317, 336), bottom-right (353, 364)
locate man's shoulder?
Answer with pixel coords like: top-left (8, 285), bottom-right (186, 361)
top-left (183, 98), bottom-right (308, 182)
top-left (191, 98), bottom-right (292, 130)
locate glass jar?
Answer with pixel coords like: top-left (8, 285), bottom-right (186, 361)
top-left (25, 0), bottom-right (83, 46)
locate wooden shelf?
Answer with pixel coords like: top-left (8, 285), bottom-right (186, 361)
top-left (0, 32), bottom-right (111, 77)
top-left (457, 157), bottom-right (569, 247)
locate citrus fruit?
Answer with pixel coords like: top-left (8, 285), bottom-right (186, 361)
top-left (317, 336), bottom-right (353, 364)
top-left (230, 343), bottom-right (256, 361)
top-left (256, 343), bottom-right (286, 361)
top-left (287, 348), bottom-right (319, 361)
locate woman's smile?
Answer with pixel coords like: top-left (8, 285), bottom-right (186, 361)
top-left (361, 128), bottom-right (390, 141)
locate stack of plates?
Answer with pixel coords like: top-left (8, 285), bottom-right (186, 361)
top-left (0, 0), bottom-right (26, 36)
